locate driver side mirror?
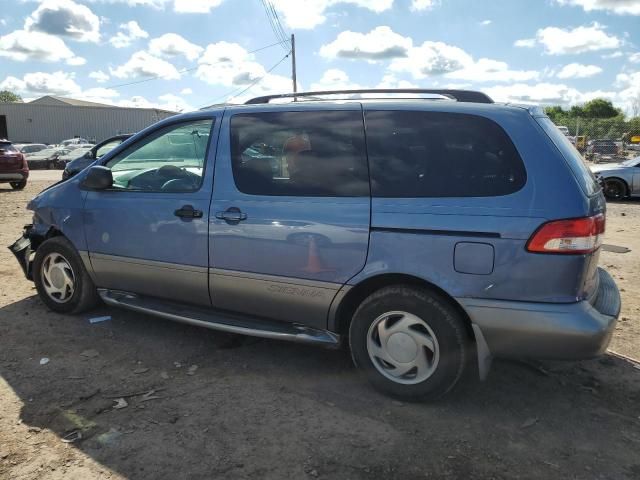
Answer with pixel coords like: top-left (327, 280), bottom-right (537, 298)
top-left (81, 166), bottom-right (113, 190)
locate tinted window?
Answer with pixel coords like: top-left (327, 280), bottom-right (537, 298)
top-left (105, 119), bottom-right (213, 192)
top-left (365, 111), bottom-right (526, 198)
top-left (538, 117), bottom-right (599, 196)
top-left (0, 143), bottom-right (17, 153)
top-left (96, 139), bottom-right (123, 158)
top-left (230, 111), bottom-right (368, 197)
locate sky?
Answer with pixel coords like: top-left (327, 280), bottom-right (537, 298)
top-left (0, 0), bottom-right (639, 114)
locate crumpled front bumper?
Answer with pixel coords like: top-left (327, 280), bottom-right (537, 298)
top-left (9, 225), bottom-right (34, 280)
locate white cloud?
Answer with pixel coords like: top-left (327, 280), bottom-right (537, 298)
top-left (480, 20), bottom-right (492, 26)
top-left (319, 26), bottom-right (412, 61)
top-left (0, 71), bottom-right (81, 96)
top-left (149, 33), bottom-right (203, 61)
top-left (484, 82), bottom-right (613, 106)
top-left (514, 38), bottom-right (536, 48)
top-left (557, 63), bottom-right (603, 79)
top-left (376, 73), bottom-right (418, 89)
top-left (180, 87), bottom-right (193, 94)
top-left (411, 0), bottom-right (438, 10)
top-left (310, 68), bottom-right (362, 90)
top-left (389, 39), bottom-right (538, 83)
top-left (602, 51), bottom-right (623, 59)
top-left (109, 20), bottom-right (148, 48)
top-left (89, 70), bottom-right (110, 83)
top-left (111, 50), bottom-right (181, 79)
top-left (157, 93), bottom-right (195, 111)
top-left (270, 0), bottom-right (393, 29)
top-left (173, 0), bottom-right (223, 13)
top-left (0, 29), bottom-right (85, 65)
top-left (535, 23), bottom-right (621, 55)
top-left (25, 0), bottom-right (100, 42)
top-left (554, 0), bottom-right (640, 15)
top-left (630, 52), bottom-right (640, 63)
top-left (195, 41), bottom-right (291, 102)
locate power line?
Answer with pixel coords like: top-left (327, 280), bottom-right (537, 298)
top-left (101, 40), bottom-right (289, 91)
top-left (261, 0), bottom-right (290, 51)
top-left (198, 51), bottom-right (291, 109)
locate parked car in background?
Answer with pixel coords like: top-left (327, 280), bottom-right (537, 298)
top-left (590, 156), bottom-right (640, 200)
top-left (0, 139), bottom-right (29, 190)
top-left (10, 89), bottom-right (620, 400)
top-left (14, 143), bottom-right (48, 156)
top-left (25, 147), bottom-right (71, 169)
top-left (557, 125), bottom-right (570, 136)
top-left (62, 134), bottom-right (133, 180)
top-left (587, 139), bottom-right (619, 161)
top-left (55, 147), bottom-right (93, 169)
top-left (61, 137), bottom-right (89, 147)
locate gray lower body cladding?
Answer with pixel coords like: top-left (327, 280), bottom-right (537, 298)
top-left (459, 268), bottom-right (620, 360)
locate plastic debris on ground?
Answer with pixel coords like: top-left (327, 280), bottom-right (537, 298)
top-left (89, 315), bottom-right (111, 324)
top-left (39, 357), bottom-right (50, 365)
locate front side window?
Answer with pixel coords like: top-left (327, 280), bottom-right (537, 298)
top-left (365, 110), bottom-right (527, 198)
top-left (230, 111), bottom-right (368, 197)
top-left (96, 140), bottom-right (123, 158)
top-left (105, 119), bottom-right (213, 192)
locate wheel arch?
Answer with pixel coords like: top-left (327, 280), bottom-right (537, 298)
top-left (330, 273), bottom-right (475, 342)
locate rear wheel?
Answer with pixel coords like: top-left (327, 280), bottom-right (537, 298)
top-left (10, 180), bottom-right (27, 190)
top-left (604, 179), bottom-right (627, 200)
top-left (33, 236), bottom-right (100, 314)
top-left (349, 285), bottom-right (469, 401)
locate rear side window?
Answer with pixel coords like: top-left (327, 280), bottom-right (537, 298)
top-left (365, 110), bottom-right (527, 198)
top-left (0, 143), bottom-right (17, 153)
top-left (538, 117), bottom-right (599, 196)
top-left (230, 111), bottom-right (369, 197)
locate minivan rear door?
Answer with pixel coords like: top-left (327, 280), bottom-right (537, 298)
top-left (209, 104), bottom-right (370, 330)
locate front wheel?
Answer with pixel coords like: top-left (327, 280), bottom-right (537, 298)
top-left (349, 285), bottom-right (469, 401)
top-left (604, 179), bottom-right (627, 200)
top-left (33, 236), bottom-right (100, 314)
top-left (10, 180), bottom-right (27, 190)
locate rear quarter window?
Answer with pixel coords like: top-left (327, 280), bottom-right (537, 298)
top-left (365, 110), bottom-right (526, 197)
top-left (0, 143), bottom-right (17, 153)
top-left (538, 117), bottom-right (599, 197)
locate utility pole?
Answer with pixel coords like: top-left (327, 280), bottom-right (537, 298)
top-left (291, 33), bottom-right (297, 100)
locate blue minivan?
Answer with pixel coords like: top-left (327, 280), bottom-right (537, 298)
top-left (10, 89), bottom-right (621, 400)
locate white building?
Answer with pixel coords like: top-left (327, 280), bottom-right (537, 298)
top-left (0, 96), bottom-right (176, 144)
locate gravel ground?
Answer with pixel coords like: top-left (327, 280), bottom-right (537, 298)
top-left (1, 176), bottom-right (639, 480)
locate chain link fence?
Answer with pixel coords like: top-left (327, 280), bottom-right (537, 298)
top-left (552, 117), bottom-right (640, 164)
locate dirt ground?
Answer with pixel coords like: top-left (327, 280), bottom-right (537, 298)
top-left (1, 173), bottom-right (639, 480)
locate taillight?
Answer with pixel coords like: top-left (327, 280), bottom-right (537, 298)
top-left (526, 214), bottom-right (605, 254)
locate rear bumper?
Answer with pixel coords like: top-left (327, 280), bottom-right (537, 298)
top-left (0, 171), bottom-right (28, 182)
top-left (459, 268), bottom-right (620, 360)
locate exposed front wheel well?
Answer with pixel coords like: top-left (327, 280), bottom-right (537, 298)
top-left (29, 226), bottom-right (64, 251)
top-left (333, 274), bottom-right (475, 341)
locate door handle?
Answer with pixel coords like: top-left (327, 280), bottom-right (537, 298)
top-left (215, 207), bottom-right (247, 223)
top-left (174, 205), bottom-right (203, 219)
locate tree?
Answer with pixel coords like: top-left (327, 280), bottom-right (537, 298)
top-left (0, 90), bottom-right (23, 103)
top-left (544, 105), bottom-right (565, 121)
top-left (581, 98), bottom-right (621, 119)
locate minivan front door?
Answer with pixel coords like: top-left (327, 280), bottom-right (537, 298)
top-left (209, 106), bottom-right (370, 330)
top-left (83, 116), bottom-right (218, 306)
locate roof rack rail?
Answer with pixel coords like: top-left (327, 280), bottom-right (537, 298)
top-left (245, 88), bottom-right (493, 105)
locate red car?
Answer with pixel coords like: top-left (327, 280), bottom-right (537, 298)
top-left (0, 139), bottom-right (29, 190)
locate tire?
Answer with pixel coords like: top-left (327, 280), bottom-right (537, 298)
top-left (603, 178), bottom-right (627, 200)
top-left (349, 285), bottom-right (469, 401)
top-left (10, 180), bottom-right (27, 190)
top-left (33, 236), bottom-right (100, 314)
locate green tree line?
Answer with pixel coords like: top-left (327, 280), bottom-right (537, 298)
top-left (544, 98), bottom-right (640, 141)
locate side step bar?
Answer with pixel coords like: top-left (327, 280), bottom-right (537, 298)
top-left (98, 289), bottom-right (341, 348)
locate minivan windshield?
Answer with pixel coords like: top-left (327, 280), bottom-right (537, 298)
top-left (538, 117), bottom-right (600, 196)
